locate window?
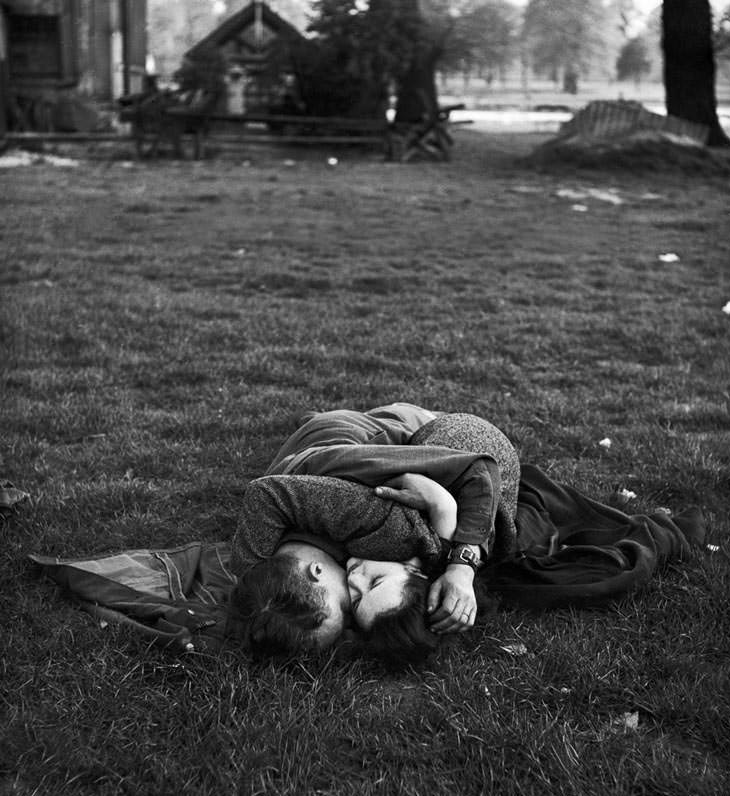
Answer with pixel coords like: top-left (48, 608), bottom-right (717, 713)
top-left (8, 14), bottom-right (62, 79)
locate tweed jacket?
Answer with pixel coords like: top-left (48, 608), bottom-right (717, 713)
top-left (231, 405), bottom-right (521, 574)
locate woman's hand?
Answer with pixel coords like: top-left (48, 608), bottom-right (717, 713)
top-left (426, 565), bottom-right (477, 633)
top-left (374, 473), bottom-right (457, 539)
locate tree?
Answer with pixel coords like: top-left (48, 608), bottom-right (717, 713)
top-left (439, 0), bottom-right (519, 85)
top-left (148, 0), bottom-right (218, 79)
top-left (616, 36), bottom-right (651, 82)
top-left (300, 0), bottom-right (421, 117)
top-left (301, 0), bottom-right (452, 121)
top-left (392, 0), bottom-right (452, 122)
top-left (522, 0), bottom-right (607, 93)
top-left (714, 3), bottom-right (730, 76)
top-left (662, 0), bottom-right (730, 146)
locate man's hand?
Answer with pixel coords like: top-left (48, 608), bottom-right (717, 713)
top-left (374, 472), bottom-right (439, 510)
top-left (426, 565), bottom-right (477, 634)
top-left (374, 473), bottom-right (457, 539)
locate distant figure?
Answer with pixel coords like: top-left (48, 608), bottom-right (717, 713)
top-left (226, 67), bottom-right (246, 115)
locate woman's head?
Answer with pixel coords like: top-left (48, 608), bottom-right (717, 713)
top-left (346, 557), bottom-right (439, 667)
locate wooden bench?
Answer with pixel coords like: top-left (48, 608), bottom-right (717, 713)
top-left (166, 109), bottom-right (392, 154)
top-left (119, 91), bottom-right (466, 161)
top-left (389, 103), bottom-right (467, 162)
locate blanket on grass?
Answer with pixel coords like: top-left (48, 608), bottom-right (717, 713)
top-left (29, 465), bottom-right (705, 654)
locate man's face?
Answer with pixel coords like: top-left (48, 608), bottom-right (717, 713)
top-left (276, 542), bottom-right (352, 649)
top-left (307, 557), bottom-right (351, 649)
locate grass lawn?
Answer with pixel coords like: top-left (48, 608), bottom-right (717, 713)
top-left (1, 130), bottom-right (729, 795)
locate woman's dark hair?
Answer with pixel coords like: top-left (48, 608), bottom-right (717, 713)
top-left (227, 553), bottom-right (329, 658)
top-left (361, 572), bottom-right (439, 668)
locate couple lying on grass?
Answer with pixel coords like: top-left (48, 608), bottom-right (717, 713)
top-left (228, 402), bottom-right (706, 667)
top-left (32, 401), bottom-right (706, 667)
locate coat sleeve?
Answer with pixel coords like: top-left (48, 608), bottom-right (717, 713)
top-left (229, 474), bottom-right (444, 575)
top-left (271, 444), bottom-right (500, 552)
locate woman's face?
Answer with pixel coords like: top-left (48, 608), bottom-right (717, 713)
top-left (346, 557), bottom-right (425, 631)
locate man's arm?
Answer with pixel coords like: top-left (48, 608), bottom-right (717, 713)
top-left (373, 472), bottom-right (483, 634)
top-left (230, 474), bottom-right (443, 574)
top-left (272, 443), bottom-right (501, 554)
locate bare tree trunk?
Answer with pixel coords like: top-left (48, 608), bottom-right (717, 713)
top-left (662, 0), bottom-right (730, 147)
top-left (393, 0), bottom-right (445, 124)
top-left (395, 46), bottom-right (440, 123)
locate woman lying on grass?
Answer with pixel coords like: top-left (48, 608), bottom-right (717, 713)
top-left (346, 469), bottom-right (706, 667)
top-left (229, 405), bottom-right (520, 658)
top-left (230, 407), bottom-right (705, 667)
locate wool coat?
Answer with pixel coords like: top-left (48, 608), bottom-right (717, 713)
top-left (230, 404), bottom-right (521, 575)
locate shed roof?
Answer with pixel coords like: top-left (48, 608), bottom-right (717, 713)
top-left (186, 1), bottom-right (305, 63)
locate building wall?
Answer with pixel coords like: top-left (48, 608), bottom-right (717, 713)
top-left (4, 0), bottom-right (146, 102)
top-left (123, 0), bottom-right (146, 94)
top-left (0, 8), bottom-right (8, 136)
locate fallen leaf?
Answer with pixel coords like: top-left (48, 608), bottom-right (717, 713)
top-left (599, 437), bottom-right (612, 449)
top-left (556, 188), bottom-right (586, 200)
top-left (500, 642), bottom-right (528, 656)
top-left (658, 253), bottom-right (679, 263)
top-left (614, 711), bottom-right (639, 730)
top-left (586, 188), bottom-right (623, 205)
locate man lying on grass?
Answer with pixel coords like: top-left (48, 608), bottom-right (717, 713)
top-left (229, 405), bottom-right (705, 667)
top-left (29, 402), bottom-right (706, 666)
top-left (229, 404), bottom-right (521, 661)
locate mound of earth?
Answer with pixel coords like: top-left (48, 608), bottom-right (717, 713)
top-left (525, 100), bottom-right (730, 175)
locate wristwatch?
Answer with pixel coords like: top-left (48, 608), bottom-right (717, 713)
top-left (447, 544), bottom-right (484, 573)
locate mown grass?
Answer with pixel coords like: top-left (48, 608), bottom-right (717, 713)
top-left (1, 132), bottom-right (729, 795)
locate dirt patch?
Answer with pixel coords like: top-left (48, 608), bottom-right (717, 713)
top-left (526, 134), bottom-right (730, 175)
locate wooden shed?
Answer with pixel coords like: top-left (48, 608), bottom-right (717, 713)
top-left (184, 0), bottom-right (306, 116)
top-left (0, 0), bottom-right (146, 131)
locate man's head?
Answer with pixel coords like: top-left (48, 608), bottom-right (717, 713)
top-left (230, 542), bottom-right (350, 657)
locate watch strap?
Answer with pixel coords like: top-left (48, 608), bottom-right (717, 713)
top-left (447, 543), bottom-right (484, 573)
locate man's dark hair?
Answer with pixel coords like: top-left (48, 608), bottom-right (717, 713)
top-left (361, 572), bottom-right (439, 668)
top-left (228, 553), bottom-right (329, 658)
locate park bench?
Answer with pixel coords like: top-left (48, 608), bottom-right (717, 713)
top-left (390, 103), bottom-right (467, 162)
top-left (118, 89), bottom-right (467, 162)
